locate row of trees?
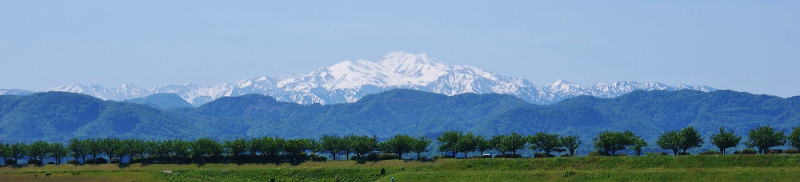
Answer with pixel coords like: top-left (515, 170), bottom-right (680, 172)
top-left (3, 126), bottom-right (800, 165)
top-left (0, 138), bottom-right (317, 165)
top-left (318, 135), bottom-right (431, 160)
top-left (656, 126), bottom-right (800, 155)
top-left (436, 131), bottom-right (582, 158)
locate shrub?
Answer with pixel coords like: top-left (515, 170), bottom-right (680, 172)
top-left (646, 152), bottom-right (668, 156)
top-left (4, 159), bottom-right (17, 165)
top-left (785, 149), bottom-right (799, 154)
top-left (534, 153), bottom-right (555, 158)
top-left (308, 154), bottom-right (327, 162)
top-left (85, 158), bottom-right (108, 164)
top-left (699, 151), bottom-right (721, 155)
top-left (364, 153), bottom-right (399, 161)
top-left (67, 160), bottom-right (80, 165)
top-left (677, 152), bottom-right (691, 156)
top-left (735, 148), bottom-right (757, 154)
top-left (27, 159), bottom-right (42, 165)
top-left (560, 154), bottom-right (573, 157)
top-left (587, 151), bottom-right (604, 156)
top-left (767, 149), bottom-right (784, 154)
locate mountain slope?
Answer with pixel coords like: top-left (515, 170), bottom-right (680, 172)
top-left (0, 92), bottom-right (198, 142)
top-left (0, 89), bottom-right (797, 145)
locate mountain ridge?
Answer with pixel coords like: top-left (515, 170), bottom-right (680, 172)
top-left (0, 89), bottom-right (797, 146)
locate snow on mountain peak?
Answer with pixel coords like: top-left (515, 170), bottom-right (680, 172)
top-left (25, 51), bottom-right (716, 105)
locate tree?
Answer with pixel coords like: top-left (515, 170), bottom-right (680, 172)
top-left (224, 138), bottom-right (248, 159)
top-left (260, 137), bottom-right (285, 160)
top-left (711, 127), bottom-right (741, 154)
top-left (248, 138), bottom-right (262, 158)
top-left (29, 141), bottom-right (50, 165)
top-left (0, 144), bottom-right (7, 165)
top-left (491, 135), bottom-right (509, 155)
top-left (454, 133), bottom-right (478, 158)
top-left (9, 143), bottom-right (27, 164)
top-left (68, 138), bottom-right (88, 164)
top-left (560, 136), bottom-right (581, 156)
top-left (679, 126), bottom-right (704, 153)
top-left (171, 139), bottom-right (192, 162)
top-left (746, 126), bottom-right (786, 154)
top-left (411, 136), bottom-right (431, 160)
top-left (593, 131), bottom-right (637, 156)
top-left (153, 140), bottom-right (173, 162)
top-left (193, 138), bottom-right (223, 163)
top-left (284, 139), bottom-right (313, 161)
top-left (382, 134), bottom-right (415, 159)
top-left (657, 131), bottom-right (682, 155)
top-left (85, 139), bottom-right (102, 163)
top-left (50, 143), bottom-right (69, 164)
top-left (348, 135), bottom-right (378, 160)
top-left (475, 136), bottom-right (492, 156)
top-left (788, 127), bottom-right (800, 151)
top-left (342, 135), bottom-right (360, 160)
top-left (437, 131), bottom-right (463, 158)
top-left (631, 137), bottom-right (646, 156)
top-left (528, 132), bottom-right (563, 156)
top-left (320, 135), bottom-right (344, 160)
top-left (125, 139), bottom-right (147, 162)
top-left (504, 133), bottom-right (527, 156)
top-left (99, 138), bottom-right (122, 163)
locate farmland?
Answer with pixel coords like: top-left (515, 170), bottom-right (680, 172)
top-left (2, 155), bottom-right (800, 181)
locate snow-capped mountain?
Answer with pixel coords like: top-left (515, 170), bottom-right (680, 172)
top-left (12, 51), bottom-right (716, 106)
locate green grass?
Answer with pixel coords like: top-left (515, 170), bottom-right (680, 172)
top-left (3, 155), bottom-right (800, 181)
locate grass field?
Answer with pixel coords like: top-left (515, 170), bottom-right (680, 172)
top-left (2, 155), bottom-right (800, 181)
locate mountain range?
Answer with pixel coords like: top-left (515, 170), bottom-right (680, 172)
top-left (0, 89), bottom-right (798, 153)
top-left (2, 52), bottom-right (715, 106)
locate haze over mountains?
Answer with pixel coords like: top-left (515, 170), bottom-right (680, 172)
top-left (2, 52), bottom-right (715, 106)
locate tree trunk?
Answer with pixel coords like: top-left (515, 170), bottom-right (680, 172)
top-left (417, 152), bottom-right (421, 160)
top-left (332, 152), bottom-right (336, 161)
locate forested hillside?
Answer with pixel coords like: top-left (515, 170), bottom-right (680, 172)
top-left (0, 90), bottom-right (797, 145)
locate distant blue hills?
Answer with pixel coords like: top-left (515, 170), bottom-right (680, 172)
top-left (0, 89), bottom-right (798, 150)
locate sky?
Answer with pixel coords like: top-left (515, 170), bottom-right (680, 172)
top-left (0, 0), bottom-right (798, 97)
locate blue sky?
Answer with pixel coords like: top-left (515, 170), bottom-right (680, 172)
top-left (1, 0), bottom-right (798, 97)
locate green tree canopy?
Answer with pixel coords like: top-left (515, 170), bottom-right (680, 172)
top-left (593, 131), bottom-right (637, 156)
top-left (657, 131), bottom-right (682, 155)
top-left (454, 133), bottom-right (478, 158)
top-left (711, 127), bottom-right (741, 154)
top-left (411, 136), bottom-right (431, 160)
top-left (746, 126), bottom-right (786, 154)
top-left (29, 141), bottom-right (50, 165)
top-left (560, 135), bottom-right (581, 156)
top-left (50, 143), bottom-right (69, 164)
top-left (437, 131), bottom-right (463, 158)
top-left (528, 132), bottom-right (564, 156)
top-left (788, 127), bottom-right (800, 151)
top-left (679, 126), bottom-right (704, 153)
top-left (382, 134), bottom-right (415, 159)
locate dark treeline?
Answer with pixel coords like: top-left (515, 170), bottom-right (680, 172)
top-left (2, 126), bottom-right (800, 166)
